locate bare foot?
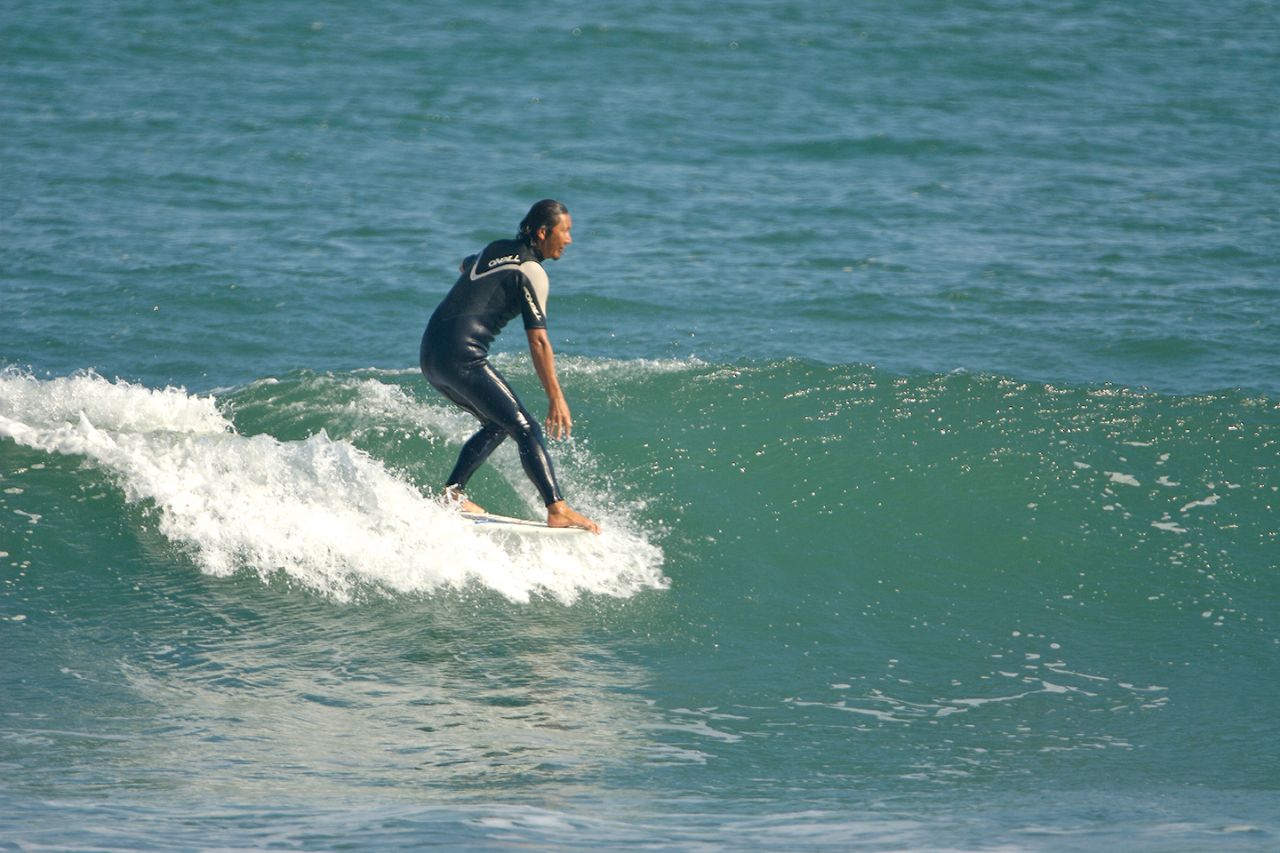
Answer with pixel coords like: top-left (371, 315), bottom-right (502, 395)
top-left (546, 500), bottom-right (600, 534)
top-left (444, 486), bottom-right (485, 515)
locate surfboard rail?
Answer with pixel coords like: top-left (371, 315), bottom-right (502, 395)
top-left (460, 511), bottom-right (590, 535)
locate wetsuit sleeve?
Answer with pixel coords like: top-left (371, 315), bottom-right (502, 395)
top-left (517, 260), bottom-right (549, 331)
top-left (459, 254), bottom-right (477, 273)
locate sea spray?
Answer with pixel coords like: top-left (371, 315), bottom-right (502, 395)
top-left (0, 369), bottom-right (667, 602)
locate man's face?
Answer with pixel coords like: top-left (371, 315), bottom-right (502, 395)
top-left (537, 214), bottom-right (573, 261)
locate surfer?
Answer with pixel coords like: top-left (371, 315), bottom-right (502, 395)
top-left (419, 199), bottom-right (600, 534)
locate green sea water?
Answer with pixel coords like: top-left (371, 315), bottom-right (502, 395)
top-left (3, 1), bottom-right (1279, 849)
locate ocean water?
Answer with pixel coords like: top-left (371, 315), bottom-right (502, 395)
top-left (2, 1), bottom-right (1278, 850)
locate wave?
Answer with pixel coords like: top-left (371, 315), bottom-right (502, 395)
top-left (2, 358), bottom-right (1274, 632)
top-left (3, 356), bottom-right (1278, 836)
top-left (0, 368), bottom-right (667, 604)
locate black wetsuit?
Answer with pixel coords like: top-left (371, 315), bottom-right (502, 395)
top-left (419, 237), bottom-right (563, 506)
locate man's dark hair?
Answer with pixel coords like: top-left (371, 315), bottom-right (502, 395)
top-left (519, 199), bottom-right (569, 242)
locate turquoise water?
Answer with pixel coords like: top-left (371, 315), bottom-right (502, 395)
top-left (3, 1), bottom-right (1278, 849)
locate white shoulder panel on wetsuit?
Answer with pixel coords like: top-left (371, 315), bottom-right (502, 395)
top-left (520, 260), bottom-right (549, 320)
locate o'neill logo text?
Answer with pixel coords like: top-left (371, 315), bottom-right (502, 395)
top-left (487, 254), bottom-right (521, 268)
top-left (523, 288), bottom-right (543, 322)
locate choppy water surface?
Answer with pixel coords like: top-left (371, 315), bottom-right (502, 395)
top-left (3, 0), bottom-right (1278, 849)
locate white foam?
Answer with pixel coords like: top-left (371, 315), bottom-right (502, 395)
top-left (550, 354), bottom-right (706, 377)
top-left (1180, 494), bottom-right (1220, 513)
top-left (0, 370), bottom-right (667, 603)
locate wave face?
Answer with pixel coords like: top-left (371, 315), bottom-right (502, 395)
top-left (2, 360), bottom-right (1277, 847)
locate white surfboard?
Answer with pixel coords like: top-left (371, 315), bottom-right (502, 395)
top-left (461, 511), bottom-right (590, 536)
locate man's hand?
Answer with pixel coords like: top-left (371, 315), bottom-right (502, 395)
top-left (527, 328), bottom-right (574, 440)
top-left (545, 396), bottom-right (573, 440)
